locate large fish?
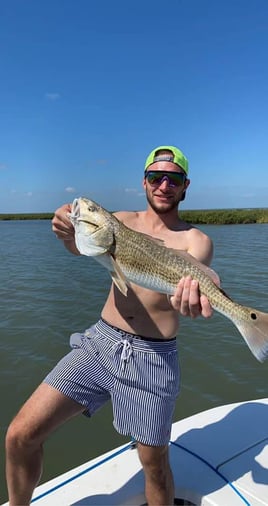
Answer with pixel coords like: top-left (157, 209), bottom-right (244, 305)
top-left (69, 197), bottom-right (268, 363)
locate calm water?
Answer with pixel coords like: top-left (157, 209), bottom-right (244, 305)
top-left (1, 220), bottom-right (268, 502)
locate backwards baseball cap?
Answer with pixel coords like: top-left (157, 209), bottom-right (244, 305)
top-left (144, 145), bottom-right (189, 175)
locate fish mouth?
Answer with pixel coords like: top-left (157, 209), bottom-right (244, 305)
top-left (71, 198), bottom-right (81, 220)
top-left (70, 199), bottom-right (99, 233)
top-left (78, 219), bottom-right (99, 234)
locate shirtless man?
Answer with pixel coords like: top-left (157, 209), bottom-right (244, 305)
top-left (5, 145), bottom-right (215, 506)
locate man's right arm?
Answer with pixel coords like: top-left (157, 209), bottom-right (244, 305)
top-left (51, 203), bottom-right (80, 255)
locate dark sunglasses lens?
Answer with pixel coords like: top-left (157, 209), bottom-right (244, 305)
top-left (146, 171), bottom-right (185, 187)
top-left (167, 173), bottom-right (186, 186)
top-left (146, 172), bottom-right (162, 184)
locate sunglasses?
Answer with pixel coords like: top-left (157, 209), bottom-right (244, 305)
top-left (145, 170), bottom-right (186, 188)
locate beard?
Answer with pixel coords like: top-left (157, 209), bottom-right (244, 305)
top-left (146, 189), bottom-right (183, 214)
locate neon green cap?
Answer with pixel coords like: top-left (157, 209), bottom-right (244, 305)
top-left (144, 145), bottom-right (189, 175)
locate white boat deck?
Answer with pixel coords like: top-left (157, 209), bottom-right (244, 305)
top-left (2, 398), bottom-right (268, 505)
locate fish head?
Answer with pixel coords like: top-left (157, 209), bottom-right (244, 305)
top-left (69, 197), bottom-right (115, 256)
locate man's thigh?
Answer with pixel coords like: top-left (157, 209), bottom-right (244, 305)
top-left (9, 383), bottom-right (85, 442)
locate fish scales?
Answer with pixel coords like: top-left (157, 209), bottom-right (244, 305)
top-left (114, 223), bottom-right (243, 317)
top-left (114, 224), bottom-right (213, 292)
top-left (69, 197), bottom-right (268, 363)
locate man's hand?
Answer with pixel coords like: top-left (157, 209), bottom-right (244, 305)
top-left (169, 275), bottom-right (216, 318)
top-left (52, 204), bottom-right (74, 240)
top-left (52, 204), bottom-right (80, 255)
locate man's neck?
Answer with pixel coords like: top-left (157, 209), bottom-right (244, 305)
top-left (144, 205), bottom-right (181, 232)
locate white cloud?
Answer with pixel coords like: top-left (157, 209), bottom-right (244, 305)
top-left (65, 187), bottom-right (76, 193)
top-left (45, 93), bottom-right (60, 101)
top-left (125, 188), bottom-right (138, 193)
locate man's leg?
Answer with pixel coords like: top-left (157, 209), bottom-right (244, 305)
top-left (5, 382), bottom-right (85, 506)
top-left (137, 442), bottom-right (174, 506)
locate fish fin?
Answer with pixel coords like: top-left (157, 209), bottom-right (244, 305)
top-left (94, 252), bottom-right (116, 269)
top-left (95, 254), bottom-right (129, 295)
top-left (110, 257), bottom-right (130, 296)
top-left (233, 308), bottom-right (268, 363)
top-left (171, 249), bottom-right (221, 285)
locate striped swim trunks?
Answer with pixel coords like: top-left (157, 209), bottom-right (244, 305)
top-left (44, 318), bottom-right (180, 446)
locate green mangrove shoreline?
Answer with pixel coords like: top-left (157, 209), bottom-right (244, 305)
top-left (1, 208), bottom-right (268, 225)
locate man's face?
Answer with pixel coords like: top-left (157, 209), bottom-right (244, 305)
top-left (143, 159), bottom-right (190, 214)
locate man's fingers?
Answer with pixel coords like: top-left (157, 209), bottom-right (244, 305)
top-left (188, 280), bottom-right (202, 318)
top-left (169, 276), bottom-right (214, 319)
top-left (51, 204), bottom-right (74, 240)
top-left (200, 295), bottom-right (213, 318)
top-left (180, 276), bottom-right (192, 316)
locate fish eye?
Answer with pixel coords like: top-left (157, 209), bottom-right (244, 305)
top-left (250, 312), bottom-right (257, 320)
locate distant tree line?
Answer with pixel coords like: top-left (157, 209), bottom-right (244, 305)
top-left (0, 213), bottom-right (53, 220)
top-left (1, 208), bottom-right (268, 224)
top-left (179, 208), bottom-right (268, 224)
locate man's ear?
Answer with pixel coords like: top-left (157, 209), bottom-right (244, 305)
top-left (181, 179), bottom-right (190, 201)
top-left (142, 177), bottom-right (146, 189)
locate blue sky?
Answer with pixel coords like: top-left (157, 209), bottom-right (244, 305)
top-left (0, 0), bottom-right (267, 213)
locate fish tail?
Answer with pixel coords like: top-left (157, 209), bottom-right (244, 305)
top-left (234, 308), bottom-right (268, 362)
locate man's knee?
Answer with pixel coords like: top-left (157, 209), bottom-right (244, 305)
top-left (137, 443), bottom-right (170, 475)
top-left (6, 415), bottom-right (37, 454)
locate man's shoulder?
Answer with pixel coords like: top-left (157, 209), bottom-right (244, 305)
top-left (114, 210), bottom-right (138, 219)
top-left (186, 226), bottom-right (213, 264)
top-left (186, 224), bottom-right (209, 238)
top-left (186, 226), bottom-right (213, 247)
top-left (113, 210), bottom-right (144, 226)
top-left (177, 220), bottom-right (208, 238)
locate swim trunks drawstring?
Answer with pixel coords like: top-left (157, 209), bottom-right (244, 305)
top-left (113, 338), bottom-right (133, 369)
